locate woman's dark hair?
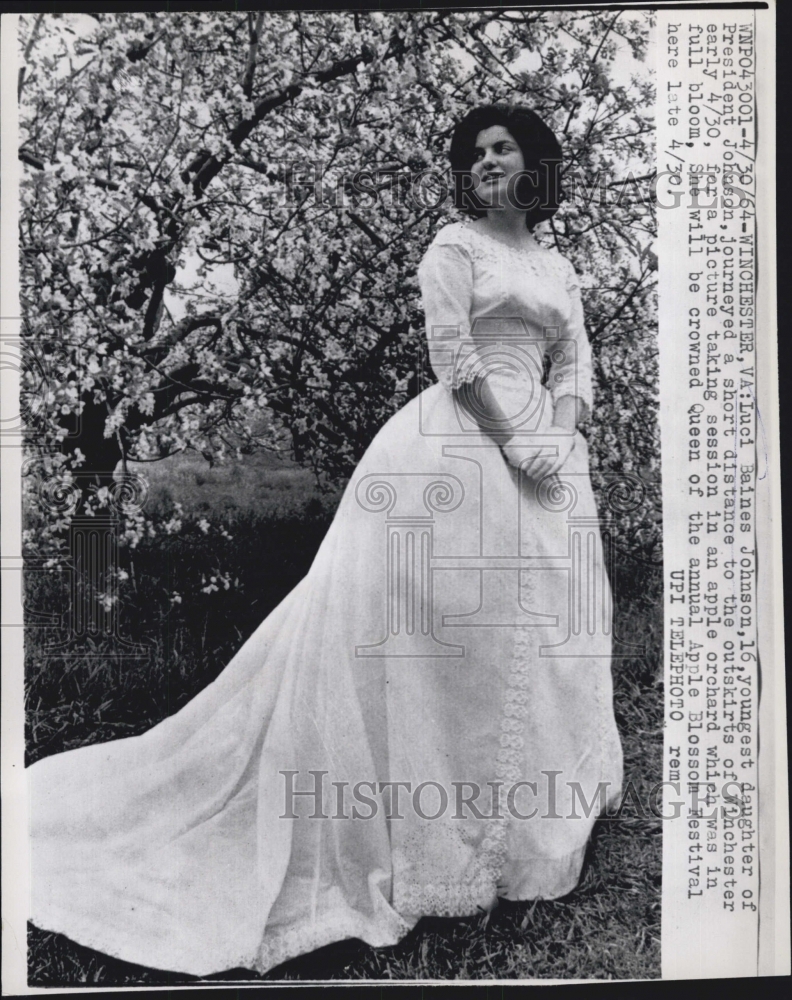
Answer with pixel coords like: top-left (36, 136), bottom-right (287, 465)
top-left (449, 104), bottom-right (565, 230)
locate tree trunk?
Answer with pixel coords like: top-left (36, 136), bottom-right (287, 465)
top-left (60, 395), bottom-right (123, 501)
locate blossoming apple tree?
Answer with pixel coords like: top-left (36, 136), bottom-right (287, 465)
top-left (18, 9), bottom-right (658, 557)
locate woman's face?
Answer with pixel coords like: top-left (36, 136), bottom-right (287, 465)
top-left (470, 125), bottom-right (526, 209)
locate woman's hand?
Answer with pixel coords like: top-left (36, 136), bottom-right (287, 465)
top-left (501, 426), bottom-right (576, 479)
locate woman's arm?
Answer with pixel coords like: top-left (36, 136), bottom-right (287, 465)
top-left (551, 393), bottom-right (584, 432)
top-left (455, 376), bottom-right (583, 479)
top-left (453, 374), bottom-right (515, 443)
top-left (502, 258), bottom-right (592, 479)
top-left (505, 393), bottom-right (580, 479)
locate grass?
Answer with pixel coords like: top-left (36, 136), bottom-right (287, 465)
top-left (25, 450), bottom-right (662, 985)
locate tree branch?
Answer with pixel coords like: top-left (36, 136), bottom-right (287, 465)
top-left (19, 149), bottom-right (45, 170)
top-left (347, 211), bottom-right (385, 248)
top-left (240, 12), bottom-right (266, 97)
top-left (184, 41), bottom-right (382, 196)
top-left (18, 13), bottom-right (45, 100)
top-left (18, 147), bottom-right (121, 191)
top-left (127, 30), bottom-right (165, 64)
top-left (590, 268), bottom-right (651, 342)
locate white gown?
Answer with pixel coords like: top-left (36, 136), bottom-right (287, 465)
top-left (28, 219), bottom-right (624, 976)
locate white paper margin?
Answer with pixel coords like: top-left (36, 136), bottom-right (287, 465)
top-left (1, 4), bottom-right (788, 994)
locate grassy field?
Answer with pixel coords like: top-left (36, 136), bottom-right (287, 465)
top-left (26, 450), bottom-right (662, 985)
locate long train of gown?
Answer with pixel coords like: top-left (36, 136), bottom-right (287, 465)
top-left (29, 224), bottom-right (624, 976)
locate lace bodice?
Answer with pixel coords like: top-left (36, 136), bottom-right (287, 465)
top-left (417, 220), bottom-right (593, 417)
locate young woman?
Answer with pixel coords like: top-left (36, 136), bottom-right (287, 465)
top-left (28, 104), bottom-right (623, 977)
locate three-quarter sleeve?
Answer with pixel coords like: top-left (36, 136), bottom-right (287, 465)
top-left (417, 241), bottom-right (479, 392)
top-left (547, 260), bottom-right (594, 415)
